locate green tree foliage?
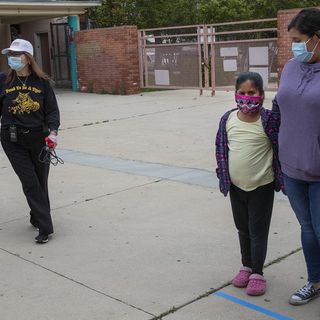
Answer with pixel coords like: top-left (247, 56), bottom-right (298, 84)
top-left (197, 0), bottom-right (254, 24)
top-left (199, 0), bottom-right (320, 22)
top-left (89, 0), bottom-right (320, 28)
top-left (89, 0), bottom-right (199, 28)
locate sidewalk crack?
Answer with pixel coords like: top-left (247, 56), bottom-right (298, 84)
top-left (0, 247), bottom-right (155, 317)
top-left (151, 247), bottom-right (302, 319)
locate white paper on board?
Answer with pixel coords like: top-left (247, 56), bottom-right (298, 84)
top-left (220, 47), bottom-right (238, 57)
top-left (249, 47), bottom-right (268, 65)
top-left (249, 67), bottom-right (269, 88)
top-left (199, 27), bottom-right (215, 44)
top-left (223, 59), bottom-right (237, 72)
top-left (200, 28), bottom-right (204, 44)
top-left (155, 70), bottom-right (170, 85)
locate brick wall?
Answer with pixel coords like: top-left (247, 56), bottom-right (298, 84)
top-left (75, 26), bottom-right (140, 95)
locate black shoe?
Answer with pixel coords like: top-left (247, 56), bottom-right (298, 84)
top-left (289, 282), bottom-right (320, 305)
top-left (35, 233), bottom-right (49, 244)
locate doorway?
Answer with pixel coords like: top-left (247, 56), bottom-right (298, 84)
top-left (50, 22), bottom-right (71, 87)
top-left (35, 32), bottom-right (52, 76)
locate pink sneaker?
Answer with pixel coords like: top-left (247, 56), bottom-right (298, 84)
top-left (232, 267), bottom-right (252, 288)
top-left (246, 274), bottom-right (266, 296)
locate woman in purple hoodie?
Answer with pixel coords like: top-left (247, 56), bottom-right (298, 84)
top-left (273, 8), bottom-right (320, 306)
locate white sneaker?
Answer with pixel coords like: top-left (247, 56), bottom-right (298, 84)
top-left (289, 282), bottom-right (320, 305)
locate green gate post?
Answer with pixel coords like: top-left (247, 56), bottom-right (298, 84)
top-left (67, 15), bottom-right (79, 92)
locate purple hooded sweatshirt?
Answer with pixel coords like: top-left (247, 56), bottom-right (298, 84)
top-left (273, 58), bottom-right (320, 181)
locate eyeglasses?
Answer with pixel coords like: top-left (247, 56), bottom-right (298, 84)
top-left (7, 51), bottom-right (24, 57)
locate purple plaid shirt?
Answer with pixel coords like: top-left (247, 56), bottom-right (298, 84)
top-left (215, 108), bottom-right (284, 196)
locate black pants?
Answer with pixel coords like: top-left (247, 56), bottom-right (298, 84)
top-left (229, 182), bottom-right (274, 275)
top-left (1, 129), bottom-right (53, 235)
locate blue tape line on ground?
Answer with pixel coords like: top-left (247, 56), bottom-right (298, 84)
top-left (214, 292), bottom-right (294, 320)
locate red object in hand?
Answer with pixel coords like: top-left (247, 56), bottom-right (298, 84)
top-left (45, 136), bottom-right (55, 149)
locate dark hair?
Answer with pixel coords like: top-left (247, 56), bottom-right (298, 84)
top-left (235, 72), bottom-right (264, 95)
top-left (288, 8), bottom-right (320, 38)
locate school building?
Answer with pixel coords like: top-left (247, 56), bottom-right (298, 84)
top-left (0, 0), bottom-right (101, 89)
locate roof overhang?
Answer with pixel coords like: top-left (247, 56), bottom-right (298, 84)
top-left (0, 1), bottom-right (101, 24)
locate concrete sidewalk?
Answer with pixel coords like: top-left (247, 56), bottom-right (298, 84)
top-left (0, 90), bottom-right (317, 320)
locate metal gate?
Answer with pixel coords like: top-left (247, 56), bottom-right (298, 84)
top-left (139, 19), bottom-right (278, 95)
top-left (50, 22), bottom-right (71, 88)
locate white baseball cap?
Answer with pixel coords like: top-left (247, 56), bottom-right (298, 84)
top-left (1, 39), bottom-right (34, 56)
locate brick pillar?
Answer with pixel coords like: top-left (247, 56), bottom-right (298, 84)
top-left (75, 26), bottom-right (140, 95)
top-left (277, 9), bottom-right (300, 77)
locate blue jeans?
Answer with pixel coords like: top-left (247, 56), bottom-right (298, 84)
top-left (284, 175), bottom-right (320, 283)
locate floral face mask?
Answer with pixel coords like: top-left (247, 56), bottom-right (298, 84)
top-left (235, 94), bottom-right (263, 114)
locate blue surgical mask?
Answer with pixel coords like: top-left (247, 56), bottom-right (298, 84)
top-left (8, 56), bottom-right (26, 71)
top-left (292, 38), bottom-right (319, 63)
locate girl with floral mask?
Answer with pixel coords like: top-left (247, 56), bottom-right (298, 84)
top-left (215, 72), bottom-right (284, 296)
top-left (273, 8), bottom-right (320, 306)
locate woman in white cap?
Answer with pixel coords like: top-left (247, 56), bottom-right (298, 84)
top-left (0, 39), bottom-right (60, 244)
